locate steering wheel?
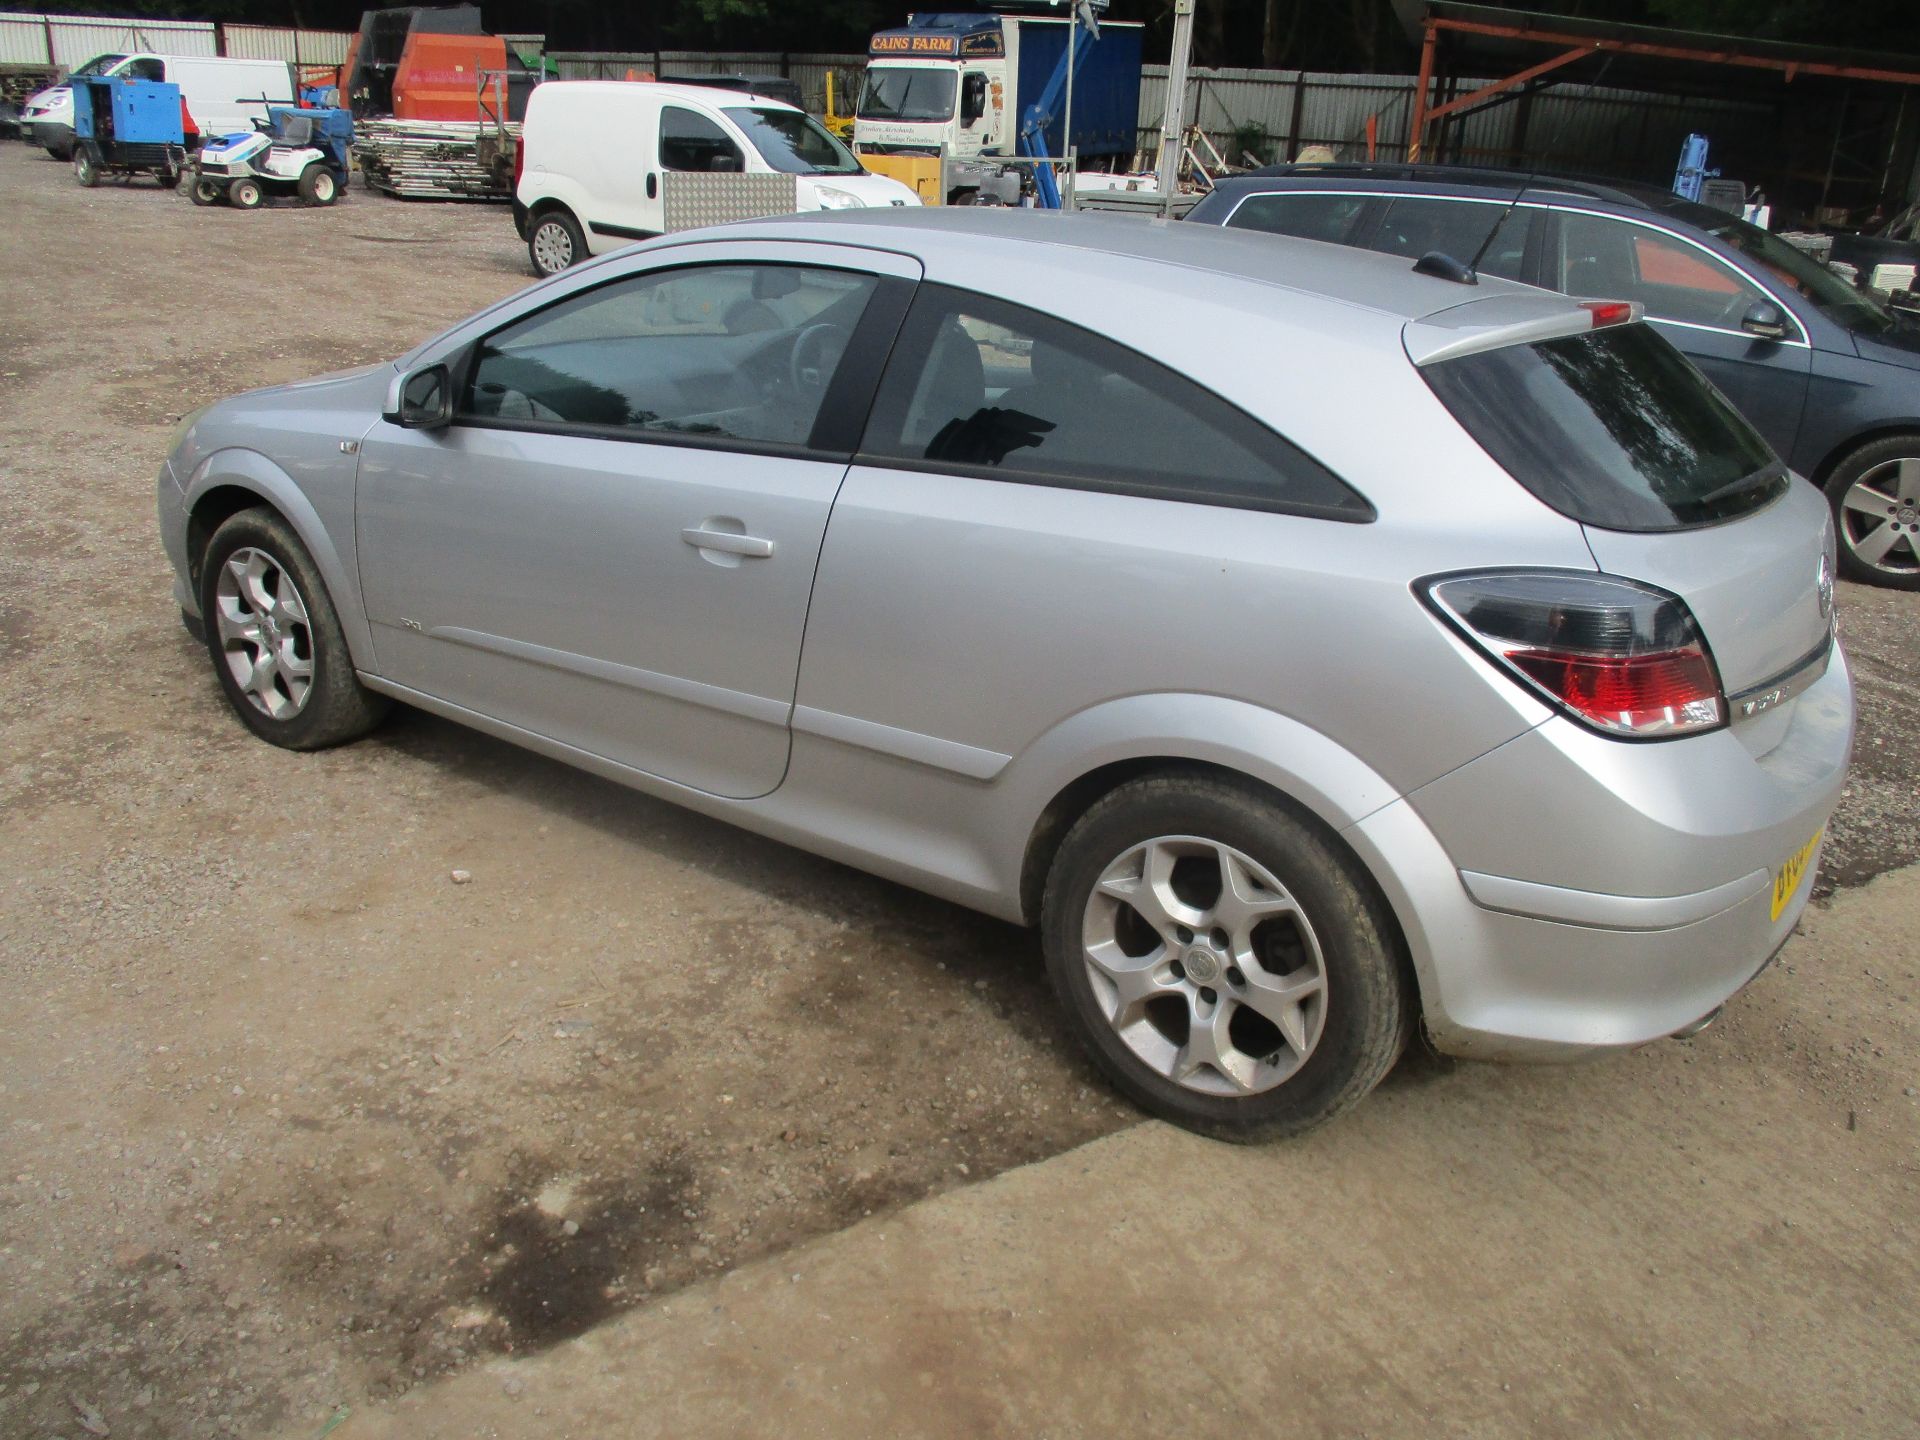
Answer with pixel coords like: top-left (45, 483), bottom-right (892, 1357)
top-left (790, 323), bottom-right (851, 397)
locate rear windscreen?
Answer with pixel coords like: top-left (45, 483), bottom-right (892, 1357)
top-left (1422, 323), bottom-right (1786, 531)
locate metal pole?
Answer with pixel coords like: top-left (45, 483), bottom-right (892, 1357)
top-left (1409, 21), bottom-right (1437, 162)
top-left (1065, 17), bottom-right (1076, 208)
top-left (1156, 0), bottom-right (1195, 211)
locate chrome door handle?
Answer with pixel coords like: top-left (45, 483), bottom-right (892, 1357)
top-left (681, 526), bottom-right (774, 558)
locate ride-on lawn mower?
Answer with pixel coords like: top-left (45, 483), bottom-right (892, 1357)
top-left (189, 105), bottom-right (353, 209)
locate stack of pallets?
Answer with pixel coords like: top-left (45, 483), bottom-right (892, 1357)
top-left (352, 118), bottom-right (520, 201)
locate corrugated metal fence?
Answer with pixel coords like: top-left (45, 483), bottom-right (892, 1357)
top-left (0, 11), bottom-right (349, 69)
top-left (1138, 66), bottom-right (1770, 179)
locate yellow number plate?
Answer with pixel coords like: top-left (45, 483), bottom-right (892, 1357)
top-left (1770, 828), bottom-right (1825, 922)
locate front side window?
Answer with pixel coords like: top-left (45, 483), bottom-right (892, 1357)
top-left (463, 264), bottom-right (879, 449)
top-left (660, 106), bottom-right (743, 173)
top-left (856, 66), bottom-right (956, 123)
top-left (723, 106), bottom-right (862, 176)
top-left (1370, 197), bottom-right (1533, 282)
top-left (1225, 193), bottom-right (1369, 246)
top-left (861, 285), bottom-right (1371, 520)
top-left (71, 54), bottom-right (127, 78)
top-left (1555, 212), bottom-right (1769, 333)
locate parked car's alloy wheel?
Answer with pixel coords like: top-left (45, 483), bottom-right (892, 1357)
top-left (1826, 436), bottom-right (1920, 590)
top-left (1042, 774), bottom-right (1409, 1141)
top-left (528, 210), bottom-right (585, 277)
top-left (199, 509), bottom-right (390, 750)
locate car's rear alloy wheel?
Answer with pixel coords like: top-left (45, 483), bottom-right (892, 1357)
top-left (1043, 774), bottom-right (1409, 1140)
top-left (1828, 438), bottom-right (1920, 590)
top-left (200, 509), bottom-right (390, 750)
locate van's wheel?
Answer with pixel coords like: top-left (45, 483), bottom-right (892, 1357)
top-left (527, 208), bottom-right (585, 278)
top-left (73, 145), bottom-right (99, 187)
top-left (198, 508), bottom-right (391, 750)
top-left (1826, 435), bottom-right (1920, 590)
top-left (1041, 773), bottom-right (1410, 1142)
top-left (297, 162), bottom-right (338, 206)
top-left (229, 177), bottom-right (265, 210)
top-left (190, 176), bottom-right (225, 206)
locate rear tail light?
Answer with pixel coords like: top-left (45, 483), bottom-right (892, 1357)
top-left (1421, 571), bottom-right (1726, 739)
top-left (1579, 299), bottom-right (1636, 327)
top-left (513, 134), bottom-right (526, 188)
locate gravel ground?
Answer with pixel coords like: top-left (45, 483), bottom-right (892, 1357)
top-left (0, 141), bottom-right (1915, 1440)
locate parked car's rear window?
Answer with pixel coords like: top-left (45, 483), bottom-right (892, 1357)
top-left (1422, 322), bottom-right (1786, 532)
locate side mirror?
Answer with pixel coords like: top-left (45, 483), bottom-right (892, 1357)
top-left (961, 74), bottom-right (987, 125)
top-left (1740, 300), bottom-right (1790, 342)
top-left (393, 363), bottom-right (452, 429)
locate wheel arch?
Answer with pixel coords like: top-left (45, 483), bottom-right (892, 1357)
top-left (1016, 752), bottom-right (1424, 1044)
top-left (1808, 423), bottom-right (1920, 486)
top-left (182, 453), bottom-right (375, 670)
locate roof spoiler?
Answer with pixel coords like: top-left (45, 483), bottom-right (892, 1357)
top-left (1403, 294), bottom-right (1644, 367)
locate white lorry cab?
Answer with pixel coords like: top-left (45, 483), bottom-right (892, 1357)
top-left (512, 81), bottom-right (921, 277)
top-left (22, 53), bottom-right (296, 158)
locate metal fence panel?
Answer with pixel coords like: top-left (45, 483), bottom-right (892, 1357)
top-left (221, 25), bottom-right (351, 67)
top-left (49, 15), bottom-right (217, 67)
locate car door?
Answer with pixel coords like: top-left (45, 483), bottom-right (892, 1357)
top-left (354, 242), bottom-right (919, 800)
top-left (1546, 209), bottom-right (1812, 460)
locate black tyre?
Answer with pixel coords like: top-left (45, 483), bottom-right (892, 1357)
top-left (157, 165), bottom-right (182, 190)
top-left (1824, 434), bottom-right (1920, 590)
top-left (46, 138), bottom-right (74, 161)
top-left (1041, 773), bottom-right (1410, 1141)
top-left (198, 508), bottom-right (390, 751)
top-left (229, 176), bottom-right (265, 210)
top-left (527, 207), bottom-right (585, 278)
top-left (297, 161), bottom-right (338, 205)
top-left (190, 176), bottom-right (225, 206)
top-left (73, 145), bottom-right (98, 188)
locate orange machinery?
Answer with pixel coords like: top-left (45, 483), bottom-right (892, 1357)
top-left (342, 6), bottom-right (531, 122)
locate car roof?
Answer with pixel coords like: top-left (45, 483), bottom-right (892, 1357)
top-left (1206, 162), bottom-right (1681, 213)
top-left (715, 206), bottom-right (1553, 326)
top-left (532, 80), bottom-right (801, 113)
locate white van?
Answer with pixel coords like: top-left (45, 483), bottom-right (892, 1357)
top-left (513, 81), bottom-right (920, 277)
top-left (22, 53), bottom-right (296, 159)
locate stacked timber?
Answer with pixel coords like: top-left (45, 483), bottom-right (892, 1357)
top-left (353, 118), bottom-right (520, 201)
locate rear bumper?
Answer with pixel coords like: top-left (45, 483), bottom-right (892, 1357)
top-left (511, 197), bottom-right (529, 239)
top-left (1347, 647), bottom-right (1853, 1060)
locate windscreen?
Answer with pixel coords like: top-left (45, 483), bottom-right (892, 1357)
top-left (857, 66), bottom-right (956, 122)
top-left (70, 54), bottom-right (126, 78)
top-left (1423, 323), bottom-right (1786, 532)
top-left (723, 107), bottom-right (863, 175)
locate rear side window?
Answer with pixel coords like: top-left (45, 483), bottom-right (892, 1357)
top-left (1225, 193), bottom-right (1369, 246)
top-left (1370, 198), bottom-right (1532, 283)
top-left (860, 284), bottom-right (1372, 521)
top-left (1422, 323), bottom-right (1785, 532)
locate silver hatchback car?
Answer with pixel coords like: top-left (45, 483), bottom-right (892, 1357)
top-left (157, 210), bottom-right (1852, 1139)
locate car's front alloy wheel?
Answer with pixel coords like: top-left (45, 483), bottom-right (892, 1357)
top-left (1043, 774), bottom-right (1409, 1140)
top-left (199, 509), bottom-right (390, 750)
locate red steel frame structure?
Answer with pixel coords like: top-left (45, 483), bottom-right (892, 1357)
top-left (1406, 7), bottom-right (1920, 163)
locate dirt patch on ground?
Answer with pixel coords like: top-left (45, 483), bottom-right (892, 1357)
top-left (0, 141), bottom-right (1915, 1440)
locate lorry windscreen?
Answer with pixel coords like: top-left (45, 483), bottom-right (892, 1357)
top-left (857, 67), bottom-right (956, 122)
top-left (725, 107), bottom-right (864, 175)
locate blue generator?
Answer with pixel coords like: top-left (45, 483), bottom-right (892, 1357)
top-left (70, 74), bottom-right (187, 189)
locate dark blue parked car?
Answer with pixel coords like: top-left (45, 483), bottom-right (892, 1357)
top-left (1188, 164), bottom-right (1920, 589)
